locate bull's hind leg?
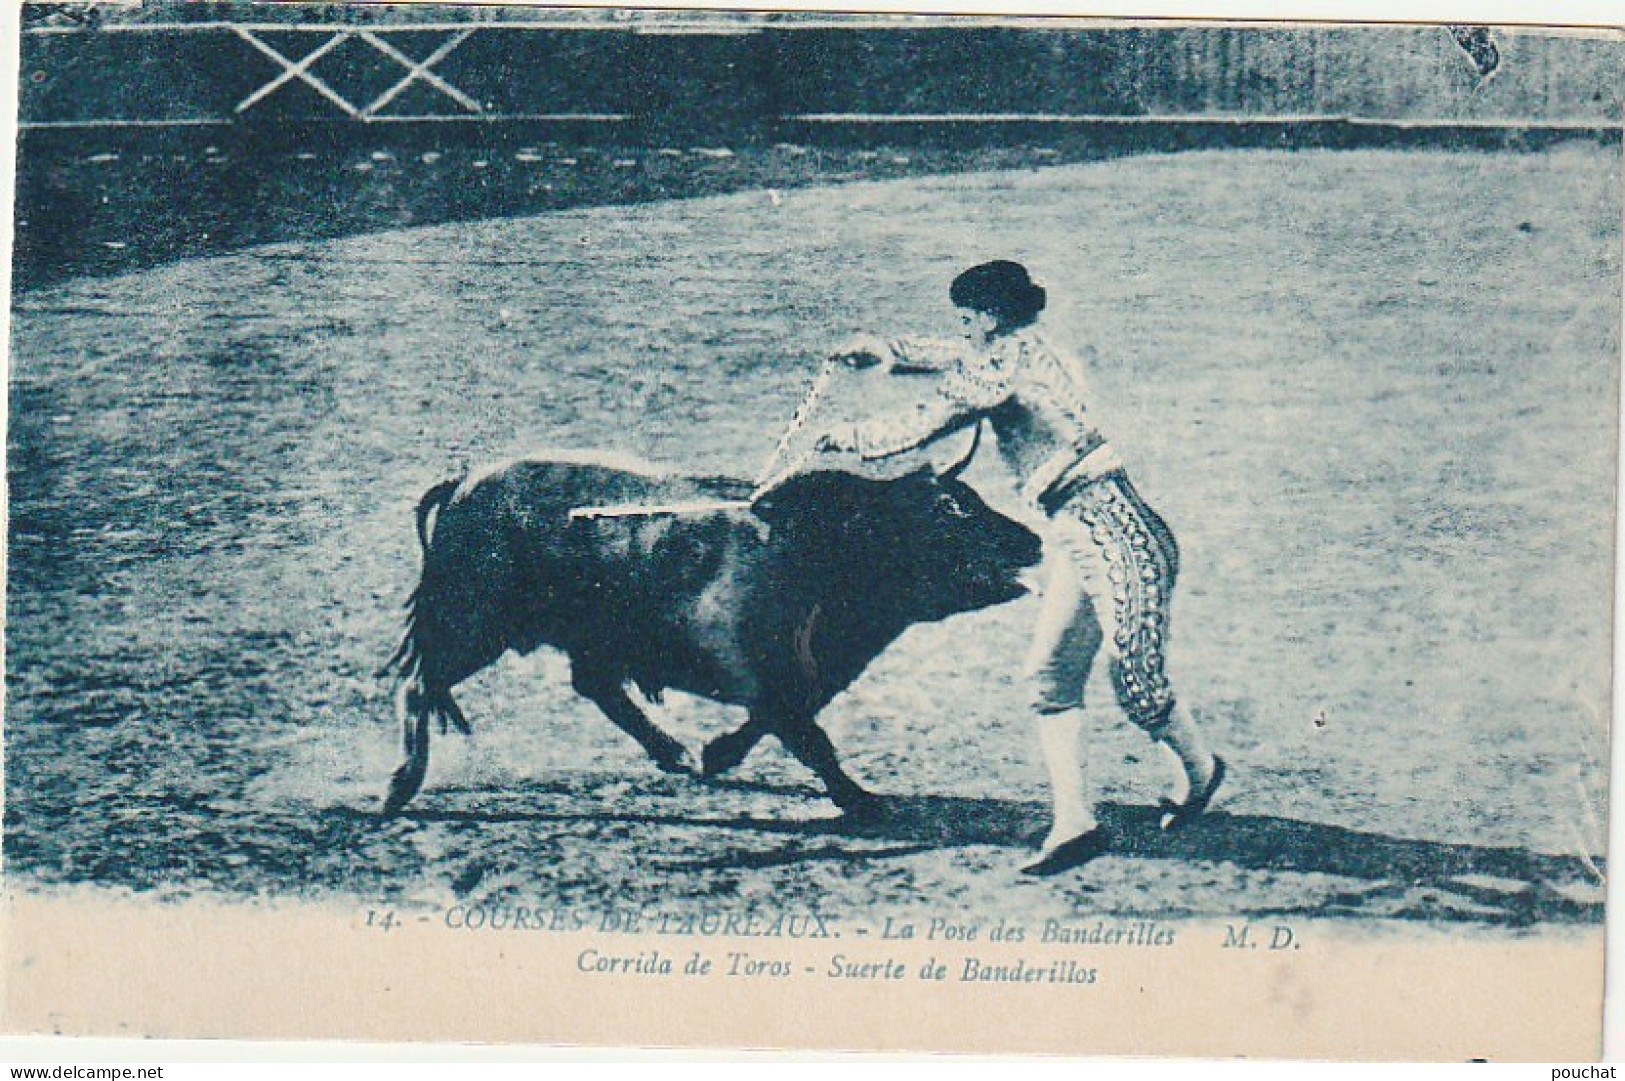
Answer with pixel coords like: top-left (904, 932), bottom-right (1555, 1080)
top-left (767, 712), bottom-right (879, 818)
top-left (570, 662), bottom-right (697, 776)
top-left (701, 717), bottom-right (770, 777)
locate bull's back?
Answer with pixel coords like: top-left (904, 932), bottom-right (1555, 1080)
top-left (425, 454), bottom-right (761, 664)
top-left (457, 453), bottom-right (749, 522)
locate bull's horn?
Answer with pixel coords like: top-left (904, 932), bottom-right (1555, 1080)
top-left (941, 420), bottom-right (984, 480)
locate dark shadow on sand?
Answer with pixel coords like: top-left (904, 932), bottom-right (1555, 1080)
top-left (395, 779), bottom-right (1603, 925)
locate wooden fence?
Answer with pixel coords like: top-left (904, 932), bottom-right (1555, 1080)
top-left (18, 20), bottom-right (1623, 138)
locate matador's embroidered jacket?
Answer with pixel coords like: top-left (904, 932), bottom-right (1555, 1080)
top-left (849, 328), bottom-right (1124, 513)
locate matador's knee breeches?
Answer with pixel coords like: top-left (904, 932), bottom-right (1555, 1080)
top-left (1027, 471), bottom-right (1181, 737)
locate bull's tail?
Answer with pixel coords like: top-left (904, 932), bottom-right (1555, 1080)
top-left (414, 477), bottom-right (460, 551)
top-left (378, 477), bottom-right (471, 816)
top-left (377, 619), bottom-right (420, 684)
top-left (377, 478), bottom-right (462, 682)
top-left (382, 678), bottom-right (468, 816)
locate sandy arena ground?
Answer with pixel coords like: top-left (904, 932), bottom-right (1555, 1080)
top-left (5, 144), bottom-right (1619, 926)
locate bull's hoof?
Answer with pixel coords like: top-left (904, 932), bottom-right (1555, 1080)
top-left (655, 746), bottom-right (701, 778)
top-left (836, 790), bottom-right (886, 825)
top-left (700, 735), bottom-right (751, 778)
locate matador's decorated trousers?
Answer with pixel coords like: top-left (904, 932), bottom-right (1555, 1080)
top-left (1027, 470), bottom-right (1181, 736)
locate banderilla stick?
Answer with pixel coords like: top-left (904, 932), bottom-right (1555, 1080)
top-left (569, 358), bottom-right (840, 521)
top-left (750, 357), bottom-right (839, 499)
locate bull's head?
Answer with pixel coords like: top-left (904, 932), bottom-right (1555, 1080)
top-left (754, 467), bottom-right (1042, 625)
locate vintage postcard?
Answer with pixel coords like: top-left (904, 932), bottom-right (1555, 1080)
top-left (2, 0), bottom-right (1620, 1061)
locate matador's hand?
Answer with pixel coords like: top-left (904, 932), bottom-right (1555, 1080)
top-left (814, 424), bottom-right (860, 454)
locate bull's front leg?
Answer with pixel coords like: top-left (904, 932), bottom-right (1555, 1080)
top-left (570, 661), bottom-right (698, 776)
top-left (701, 716), bottom-right (770, 777)
top-left (764, 710), bottom-right (881, 820)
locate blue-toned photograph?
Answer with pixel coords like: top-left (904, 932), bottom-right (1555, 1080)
top-left (3, 9), bottom-right (1618, 1051)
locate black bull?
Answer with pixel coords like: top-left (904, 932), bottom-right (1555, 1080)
top-left (380, 454), bottom-right (1042, 816)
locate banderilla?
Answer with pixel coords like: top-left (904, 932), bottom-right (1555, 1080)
top-left (568, 358), bottom-right (840, 521)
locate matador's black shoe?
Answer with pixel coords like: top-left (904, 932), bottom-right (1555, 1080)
top-left (1019, 827), bottom-right (1111, 876)
top-left (1158, 755), bottom-right (1227, 832)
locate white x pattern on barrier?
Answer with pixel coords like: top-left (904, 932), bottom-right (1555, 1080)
top-left (232, 27), bottom-right (482, 119)
top-left (233, 29), bottom-right (359, 117)
top-left (357, 30), bottom-right (481, 117)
